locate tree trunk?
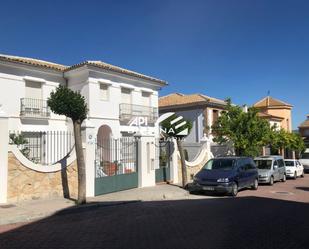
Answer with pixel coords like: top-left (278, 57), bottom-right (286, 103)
top-left (177, 139), bottom-right (187, 187)
top-left (73, 120), bottom-right (86, 205)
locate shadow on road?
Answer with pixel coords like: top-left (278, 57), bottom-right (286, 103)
top-left (0, 197), bottom-right (308, 249)
top-left (295, 186), bottom-right (309, 192)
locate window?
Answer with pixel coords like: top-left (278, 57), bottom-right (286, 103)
top-left (212, 110), bottom-right (219, 125)
top-left (121, 88), bottom-right (132, 104)
top-left (25, 81), bottom-right (42, 99)
top-left (141, 91), bottom-right (151, 107)
top-left (278, 159), bottom-right (285, 168)
top-left (100, 84), bottom-right (109, 101)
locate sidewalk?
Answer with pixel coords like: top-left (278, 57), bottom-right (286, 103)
top-left (0, 184), bottom-right (212, 226)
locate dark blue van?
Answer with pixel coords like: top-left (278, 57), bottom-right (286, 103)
top-left (188, 157), bottom-right (259, 196)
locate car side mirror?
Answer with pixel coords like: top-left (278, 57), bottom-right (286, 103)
top-left (273, 165), bottom-right (278, 170)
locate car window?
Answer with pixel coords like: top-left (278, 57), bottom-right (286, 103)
top-left (254, 160), bottom-right (272, 169)
top-left (285, 161), bottom-right (295, 167)
top-left (273, 160), bottom-right (278, 167)
top-left (278, 159), bottom-right (285, 168)
top-left (301, 153), bottom-right (309, 159)
top-left (203, 159), bottom-right (236, 170)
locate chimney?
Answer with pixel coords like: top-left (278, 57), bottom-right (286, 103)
top-left (242, 105), bottom-right (248, 113)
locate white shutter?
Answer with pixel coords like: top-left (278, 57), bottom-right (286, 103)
top-left (121, 88), bottom-right (131, 104)
top-left (25, 81), bottom-right (42, 99)
top-left (141, 91), bottom-right (151, 106)
top-left (100, 84), bottom-right (109, 101)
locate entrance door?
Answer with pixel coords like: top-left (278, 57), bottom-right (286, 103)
top-left (155, 140), bottom-right (171, 183)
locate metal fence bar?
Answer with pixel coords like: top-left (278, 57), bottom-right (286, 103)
top-left (9, 130), bottom-right (75, 165)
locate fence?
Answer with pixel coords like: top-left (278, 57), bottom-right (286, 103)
top-left (95, 137), bottom-right (138, 177)
top-left (9, 130), bottom-right (75, 165)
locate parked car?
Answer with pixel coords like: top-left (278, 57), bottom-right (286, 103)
top-left (299, 149), bottom-right (309, 173)
top-left (254, 156), bottom-right (286, 185)
top-left (188, 157), bottom-right (259, 197)
top-left (284, 159), bottom-right (304, 179)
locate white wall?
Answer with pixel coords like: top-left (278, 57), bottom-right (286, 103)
top-left (0, 63), bottom-right (68, 132)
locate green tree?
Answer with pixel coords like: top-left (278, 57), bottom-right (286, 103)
top-left (48, 86), bottom-right (88, 204)
top-left (212, 99), bottom-right (271, 157)
top-left (160, 114), bottom-right (192, 187)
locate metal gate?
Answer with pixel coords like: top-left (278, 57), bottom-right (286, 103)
top-left (155, 140), bottom-right (171, 183)
top-left (95, 137), bottom-right (138, 195)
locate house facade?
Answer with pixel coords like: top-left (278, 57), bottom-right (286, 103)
top-left (299, 114), bottom-right (309, 148)
top-left (0, 54), bottom-right (166, 138)
top-left (159, 93), bottom-right (227, 159)
top-left (0, 54), bottom-right (168, 203)
top-left (253, 96), bottom-right (293, 132)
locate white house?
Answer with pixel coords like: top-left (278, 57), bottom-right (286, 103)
top-left (0, 54), bottom-right (166, 138)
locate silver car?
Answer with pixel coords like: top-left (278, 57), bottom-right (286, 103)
top-left (254, 156), bottom-right (287, 185)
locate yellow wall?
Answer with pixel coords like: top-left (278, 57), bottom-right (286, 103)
top-left (264, 108), bottom-right (292, 132)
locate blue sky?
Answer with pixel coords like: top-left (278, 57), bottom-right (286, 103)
top-left (1, 0), bottom-right (308, 128)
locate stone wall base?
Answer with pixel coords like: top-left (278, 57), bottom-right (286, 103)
top-left (8, 152), bottom-right (78, 203)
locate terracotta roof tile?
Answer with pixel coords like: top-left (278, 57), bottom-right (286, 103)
top-left (65, 61), bottom-right (167, 85)
top-left (299, 118), bottom-right (309, 128)
top-left (254, 96), bottom-right (292, 108)
top-left (159, 93), bottom-right (226, 107)
top-left (257, 112), bottom-right (284, 120)
top-left (0, 54), bottom-right (67, 71)
top-left (0, 54), bottom-right (166, 84)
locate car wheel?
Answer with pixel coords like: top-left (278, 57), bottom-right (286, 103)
top-left (230, 182), bottom-right (238, 197)
top-left (294, 172), bottom-right (297, 180)
top-left (251, 179), bottom-right (258, 190)
top-left (269, 176), bottom-right (274, 186)
top-left (282, 174), bottom-right (286, 182)
top-left (301, 171), bottom-right (305, 178)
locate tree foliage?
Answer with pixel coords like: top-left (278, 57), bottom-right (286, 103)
top-left (212, 99), bottom-right (305, 157)
top-left (47, 86), bottom-right (87, 122)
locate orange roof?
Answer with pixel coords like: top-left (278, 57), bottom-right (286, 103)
top-left (65, 61), bottom-right (166, 85)
top-left (299, 117), bottom-right (309, 128)
top-left (257, 112), bottom-right (284, 120)
top-left (254, 96), bottom-right (292, 108)
top-left (159, 93), bottom-right (226, 108)
top-left (0, 54), bottom-right (166, 84)
top-left (0, 54), bottom-right (67, 71)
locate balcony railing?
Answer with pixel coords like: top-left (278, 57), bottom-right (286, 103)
top-left (119, 103), bottom-right (158, 125)
top-left (20, 98), bottom-right (51, 119)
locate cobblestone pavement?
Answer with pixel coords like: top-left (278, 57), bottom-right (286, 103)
top-left (0, 176), bottom-right (309, 249)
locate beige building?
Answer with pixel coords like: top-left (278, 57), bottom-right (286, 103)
top-left (299, 114), bottom-right (309, 147)
top-left (253, 96), bottom-right (293, 132)
top-left (159, 93), bottom-right (226, 143)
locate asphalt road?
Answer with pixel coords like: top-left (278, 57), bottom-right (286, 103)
top-left (1, 177), bottom-right (309, 249)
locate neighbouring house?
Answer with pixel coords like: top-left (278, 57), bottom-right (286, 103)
top-left (159, 93), bottom-right (227, 159)
top-left (299, 114), bottom-right (309, 148)
top-left (0, 53), bottom-right (167, 203)
top-left (253, 96), bottom-right (293, 132)
top-left (253, 96), bottom-right (293, 157)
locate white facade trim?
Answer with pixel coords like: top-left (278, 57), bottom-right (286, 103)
top-left (23, 76), bottom-right (46, 83)
top-left (8, 145), bottom-right (76, 173)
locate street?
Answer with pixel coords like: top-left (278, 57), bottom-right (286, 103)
top-left (0, 176), bottom-right (309, 249)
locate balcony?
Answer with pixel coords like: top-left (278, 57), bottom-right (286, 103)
top-left (119, 103), bottom-right (158, 125)
top-left (20, 98), bottom-right (51, 119)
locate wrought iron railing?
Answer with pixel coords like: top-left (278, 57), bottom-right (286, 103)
top-left (9, 130), bottom-right (74, 165)
top-left (95, 137), bottom-right (138, 177)
top-left (119, 103), bottom-right (158, 124)
top-left (20, 98), bottom-right (51, 118)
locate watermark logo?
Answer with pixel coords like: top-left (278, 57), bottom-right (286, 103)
top-left (128, 112), bottom-right (188, 136)
top-left (156, 112), bottom-right (189, 136)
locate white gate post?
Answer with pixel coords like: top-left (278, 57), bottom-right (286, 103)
top-left (170, 138), bottom-right (179, 184)
top-left (82, 119), bottom-right (96, 197)
top-left (135, 134), bottom-right (156, 188)
top-left (0, 106), bottom-right (9, 204)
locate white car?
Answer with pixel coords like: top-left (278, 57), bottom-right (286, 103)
top-left (299, 149), bottom-right (309, 173)
top-left (284, 159), bottom-right (304, 179)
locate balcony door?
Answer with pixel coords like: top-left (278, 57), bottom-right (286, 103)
top-left (24, 81), bottom-right (43, 116)
top-left (25, 81), bottom-right (42, 99)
